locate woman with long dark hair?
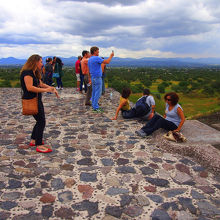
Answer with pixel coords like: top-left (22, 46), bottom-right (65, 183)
top-left (20, 54), bottom-right (59, 153)
top-left (54, 57), bottom-right (64, 90)
top-left (136, 92), bottom-right (185, 137)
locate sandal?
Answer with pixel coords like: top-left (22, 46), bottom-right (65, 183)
top-left (36, 145), bottom-right (52, 153)
top-left (29, 141), bottom-right (44, 147)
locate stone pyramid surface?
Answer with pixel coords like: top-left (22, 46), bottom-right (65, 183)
top-left (0, 88), bottom-right (220, 219)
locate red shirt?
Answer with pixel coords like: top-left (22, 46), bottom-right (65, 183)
top-left (75, 60), bottom-right (81, 74)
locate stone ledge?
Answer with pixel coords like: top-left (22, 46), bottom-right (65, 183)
top-left (181, 120), bottom-right (220, 145)
top-left (151, 120), bottom-right (220, 174)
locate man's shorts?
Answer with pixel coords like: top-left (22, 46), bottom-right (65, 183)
top-left (76, 73), bottom-right (80, 81)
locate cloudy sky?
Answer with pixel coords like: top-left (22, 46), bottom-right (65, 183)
top-left (0, 0), bottom-right (220, 58)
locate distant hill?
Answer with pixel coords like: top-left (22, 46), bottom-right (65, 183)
top-left (0, 57), bottom-right (27, 66)
top-left (0, 56), bottom-right (220, 67)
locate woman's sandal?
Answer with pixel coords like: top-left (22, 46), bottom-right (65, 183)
top-left (36, 145), bottom-right (52, 153)
top-left (29, 141), bottom-right (44, 147)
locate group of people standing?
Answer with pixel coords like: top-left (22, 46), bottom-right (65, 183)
top-left (75, 47), bottom-right (114, 112)
top-left (20, 47), bottom-right (185, 154)
top-left (43, 56), bottom-right (64, 90)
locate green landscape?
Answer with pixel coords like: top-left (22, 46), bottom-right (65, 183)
top-left (0, 66), bottom-right (220, 119)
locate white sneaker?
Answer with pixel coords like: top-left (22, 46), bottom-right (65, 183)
top-left (56, 87), bottom-right (59, 90)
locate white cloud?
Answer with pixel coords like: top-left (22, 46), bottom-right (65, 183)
top-left (0, 0), bottom-right (220, 58)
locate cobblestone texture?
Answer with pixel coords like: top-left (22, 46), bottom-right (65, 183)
top-left (0, 88), bottom-right (219, 219)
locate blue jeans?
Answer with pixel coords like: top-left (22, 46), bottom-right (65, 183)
top-left (141, 114), bottom-right (177, 135)
top-left (91, 77), bottom-right (102, 110)
top-left (102, 73), bottom-right (106, 94)
top-left (56, 77), bottom-right (63, 88)
top-left (80, 74), bottom-right (87, 92)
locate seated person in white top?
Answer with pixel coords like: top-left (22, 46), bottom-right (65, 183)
top-left (136, 92), bottom-right (185, 137)
top-left (122, 89), bottom-right (155, 120)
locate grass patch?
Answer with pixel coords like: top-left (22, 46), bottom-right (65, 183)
top-left (10, 80), bottom-right (20, 87)
top-left (130, 92), bottom-right (220, 119)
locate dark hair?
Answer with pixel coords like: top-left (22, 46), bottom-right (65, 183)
top-left (56, 57), bottom-right (63, 65)
top-left (143, 88), bottom-right (150, 95)
top-left (82, 50), bottom-right (89, 57)
top-left (46, 57), bottom-right (52, 63)
top-left (122, 88), bottom-right (131, 99)
top-left (164, 92), bottom-right (179, 105)
top-left (52, 57), bottom-right (56, 64)
top-left (78, 56), bottom-right (82, 60)
top-left (90, 46), bottom-right (99, 55)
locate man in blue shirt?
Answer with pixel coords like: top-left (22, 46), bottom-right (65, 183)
top-left (88, 46), bottom-right (114, 112)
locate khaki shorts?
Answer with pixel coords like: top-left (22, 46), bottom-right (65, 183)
top-left (76, 73), bottom-right (80, 81)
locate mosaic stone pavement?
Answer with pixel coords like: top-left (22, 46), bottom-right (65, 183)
top-left (0, 88), bottom-right (220, 220)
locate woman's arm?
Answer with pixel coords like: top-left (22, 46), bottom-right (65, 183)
top-left (173, 107), bottom-right (185, 132)
top-left (39, 80), bottom-right (59, 98)
top-left (39, 80), bottom-right (50, 88)
top-left (24, 76), bottom-right (58, 97)
top-left (112, 100), bottom-right (127, 120)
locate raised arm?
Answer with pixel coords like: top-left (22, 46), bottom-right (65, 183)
top-left (103, 51), bottom-right (114, 64)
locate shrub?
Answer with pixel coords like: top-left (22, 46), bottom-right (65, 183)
top-left (155, 93), bottom-right (161, 100)
top-left (157, 84), bottom-right (165, 93)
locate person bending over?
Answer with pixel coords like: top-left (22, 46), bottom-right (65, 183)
top-left (136, 92), bottom-right (185, 137)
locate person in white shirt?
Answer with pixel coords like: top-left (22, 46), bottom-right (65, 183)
top-left (135, 89), bottom-right (155, 120)
top-left (122, 88), bottom-right (156, 120)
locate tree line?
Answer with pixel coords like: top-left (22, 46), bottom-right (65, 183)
top-left (0, 66), bottom-right (220, 97)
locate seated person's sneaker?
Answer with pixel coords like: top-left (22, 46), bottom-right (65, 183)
top-left (135, 129), bottom-right (147, 137)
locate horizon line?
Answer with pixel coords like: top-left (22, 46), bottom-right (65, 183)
top-left (1, 56), bottom-right (220, 60)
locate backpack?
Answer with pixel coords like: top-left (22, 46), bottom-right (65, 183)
top-left (134, 96), bottom-right (151, 116)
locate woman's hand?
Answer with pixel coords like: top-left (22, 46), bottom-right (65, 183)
top-left (173, 129), bottom-right (180, 132)
top-left (46, 87), bottom-right (60, 98)
top-left (111, 116), bottom-right (117, 120)
top-left (51, 87), bottom-right (60, 98)
top-left (54, 89), bottom-right (59, 98)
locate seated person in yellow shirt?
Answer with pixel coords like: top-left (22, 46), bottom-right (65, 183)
top-left (112, 88), bottom-right (131, 120)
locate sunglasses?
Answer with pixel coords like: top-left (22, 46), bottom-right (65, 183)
top-left (166, 98), bottom-right (172, 101)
